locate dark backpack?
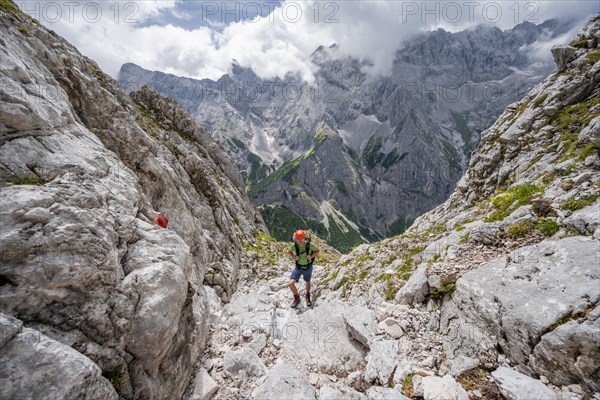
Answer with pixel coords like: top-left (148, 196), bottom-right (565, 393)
top-left (294, 238), bottom-right (314, 269)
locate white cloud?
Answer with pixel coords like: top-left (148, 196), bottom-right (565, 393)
top-left (19, 0), bottom-right (599, 82)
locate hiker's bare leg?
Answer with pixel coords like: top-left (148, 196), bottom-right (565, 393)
top-left (305, 281), bottom-right (311, 295)
top-left (288, 279), bottom-right (299, 295)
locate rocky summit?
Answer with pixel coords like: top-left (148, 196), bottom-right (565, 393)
top-left (1, 1), bottom-right (599, 400)
top-left (118, 19), bottom-right (571, 251)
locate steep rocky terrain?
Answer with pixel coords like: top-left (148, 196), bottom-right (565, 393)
top-left (189, 14), bottom-right (600, 400)
top-left (0, 2), bottom-right (265, 399)
top-left (1, 1), bottom-right (599, 399)
top-left (119, 20), bottom-right (571, 251)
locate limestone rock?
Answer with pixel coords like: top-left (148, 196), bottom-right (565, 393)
top-left (394, 263), bottom-right (429, 305)
top-left (440, 237), bottom-right (600, 392)
top-left (223, 347), bottom-right (266, 379)
top-left (343, 305), bottom-right (377, 348)
top-left (0, 8), bottom-right (264, 399)
top-left (252, 363), bottom-right (316, 400)
top-left (0, 313), bottom-right (118, 400)
top-left (491, 367), bottom-right (558, 400)
top-left (422, 375), bottom-right (468, 400)
top-left (278, 301), bottom-right (366, 376)
top-left (319, 384), bottom-right (366, 400)
top-left (365, 340), bottom-right (399, 386)
top-left (365, 386), bottom-right (409, 400)
top-left (191, 368), bottom-right (218, 400)
top-left (530, 305), bottom-right (600, 392)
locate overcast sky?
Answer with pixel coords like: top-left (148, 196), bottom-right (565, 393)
top-left (18, 1), bottom-right (599, 82)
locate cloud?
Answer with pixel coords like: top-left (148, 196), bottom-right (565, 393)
top-left (19, 0), bottom-right (599, 82)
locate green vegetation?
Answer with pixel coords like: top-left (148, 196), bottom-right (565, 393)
top-left (587, 50), bottom-right (600, 64)
top-left (0, 0), bottom-right (20, 13)
top-left (561, 195), bottom-right (599, 211)
top-left (534, 92), bottom-right (548, 107)
top-left (361, 135), bottom-right (406, 170)
top-left (570, 38), bottom-right (589, 48)
top-left (259, 204), bottom-right (365, 253)
top-left (87, 63), bottom-right (104, 82)
top-left (9, 175), bottom-right (43, 185)
top-left (531, 199), bottom-right (556, 218)
top-left (484, 184), bottom-right (543, 222)
top-left (17, 26), bottom-right (29, 35)
top-left (403, 374), bottom-right (414, 397)
top-left (429, 282), bottom-right (457, 300)
top-left (457, 368), bottom-right (503, 399)
top-left (506, 218), bottom-right (561, 239)
top-left (334, 180), bottom-right (348, 196)
top-left (505, 220), bottom-right (536, 239)
top-left (538, 219), bottom-right (559, 236)
top-left (245, 153), bottom-right (271, 187)
top-left (550, 98), bottom-right (600, 162)
top-left (259, 205), bottom-right (326, 243)
top-left (507, 101), bottom-right (529, 122)
top-left (386, 216), bottom-right (414, 237)
top-left (248, 130), bottom-right (327, 197)
top-left (104, 366), bottom-right (125, 393)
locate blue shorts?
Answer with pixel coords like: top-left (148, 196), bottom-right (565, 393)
top-left (290, 265), bottom-right (313, 282)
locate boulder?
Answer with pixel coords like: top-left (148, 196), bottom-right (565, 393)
top-left (319, 384), bottom-right (366, 400)
top-left (365, 386), bottom-right (409, 400)
top-left (190, 368), bottom-right (218, 400)
top-left (530, 305), bottom-right (600, 392)
top-left (378, 318), bottom-right (404, 339)
top-left (491, 367), bottom-right (557, 400)
top-left (0, 313), bottom-right (118, 400)
top-left (394, 263), bottom-right (429, 305)
top-left (422, 375), bottom-right (468, 400)
top-left (252, 363), bottom-right (316, 400)
top-left (440, 237), bottom-right (600, 392)
top-left (343, 305), bottom-right (377, 348)
top-left (278, 301), bottom-right (366, 376)
top-left (365, 340), bottom-right (399, 386)
top-left (564, 200), bottom-right (600, 235)
top-left (222, 347), bottom-right (266, 379)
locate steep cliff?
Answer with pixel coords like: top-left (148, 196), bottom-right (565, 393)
top-left (0, 3), bottom-right (265, 399)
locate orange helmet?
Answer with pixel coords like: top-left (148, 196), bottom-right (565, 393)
top-left (294, 230), bottom-right (306, 240)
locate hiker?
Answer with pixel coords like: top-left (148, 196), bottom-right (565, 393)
top-left (287, 230), bottom-right (319, 308)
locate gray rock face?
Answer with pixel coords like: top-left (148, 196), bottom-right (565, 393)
top-left (364, 340), bottom-right (398, 386)
top-left (343, 305), bottom-right (377, 348)
top-left (118, 21), bottom-right (567, 246)
top-left (278, 300), bottom-right (366, 376)
top-left (530, 305), bottom-right (600, 392)
top-left (366, 386), bottom-right (409, 400)
top-left (440, 237), bottom-right (600, 391)
top-left (564, 199), bottom-right (600, 235)
top-left (0, 7), bottom-right (264, 400)
top-left (0, 313), bottom-right (118, 400)
top-left (191, 368), bottom-right (218, 400)
top-left (223, 347), bottom-right (266, 380)
top-left (251, 363), bottom-right (316, 400)
top-left (394, 263), bottom-right (429, 305)
top-left (491, 367), bottom-right (558, 400)
top-left (422, 375), bottom-right (469, 400)
top-left (319, 384), bottom-right (366, 400)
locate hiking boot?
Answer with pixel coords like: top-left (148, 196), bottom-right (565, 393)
top-left (305, 293), bottom-right (312, 307)
top-left (291, 294), bottom-right (300, 308)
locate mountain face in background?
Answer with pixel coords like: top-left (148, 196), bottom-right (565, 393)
top-left (119, 19), bottom-right (571, 251)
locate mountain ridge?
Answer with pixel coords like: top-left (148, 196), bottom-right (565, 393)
top-left (118, 19), bottom-right (572, 251)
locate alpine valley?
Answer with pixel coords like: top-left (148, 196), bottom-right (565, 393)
top-left (118, 19), bottom-right (573, 251)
